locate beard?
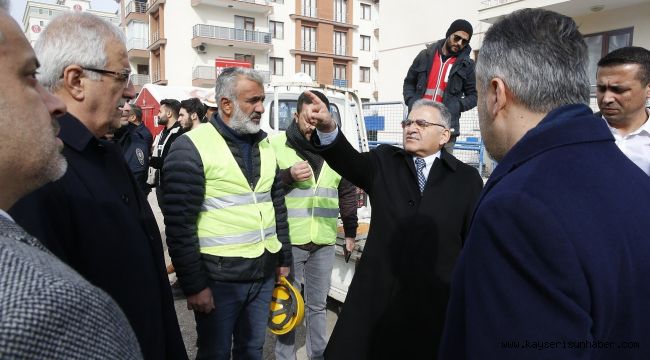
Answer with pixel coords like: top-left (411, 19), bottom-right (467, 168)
top-left (229, 101), bottom-right (261, 135)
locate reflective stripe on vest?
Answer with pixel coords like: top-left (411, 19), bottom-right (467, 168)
top-left (199, 226), bottom-right (277, 247)
top-left (270, 133), bottom-right (342, 246)
top-left (202, 192), bottom-right (272, 211)
top-left (186, 123), bottom-right (282, 258)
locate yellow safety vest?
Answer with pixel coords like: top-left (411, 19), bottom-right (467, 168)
top-left (270, 133), bottom-right (341, 245)
top-left (185, 123), bottom-right (282, 258)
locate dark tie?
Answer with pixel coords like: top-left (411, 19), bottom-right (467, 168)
top-left (415, 157), bottom-right (426, 194)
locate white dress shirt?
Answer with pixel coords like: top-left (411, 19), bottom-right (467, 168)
top-left (413, 151), bottom-right (441, 180)
top-left (604, 111), bottom-right (650, 176)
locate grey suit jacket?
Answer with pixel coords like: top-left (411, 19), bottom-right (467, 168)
top-left (0, 216), bottom-right (142, 359)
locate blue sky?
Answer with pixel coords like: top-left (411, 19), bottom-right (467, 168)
top-left (10, 0), bottom-right (118, 23)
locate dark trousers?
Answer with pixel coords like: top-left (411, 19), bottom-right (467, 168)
top-left (195, 275), bottom-right (275, 360)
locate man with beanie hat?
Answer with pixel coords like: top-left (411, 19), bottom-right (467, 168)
top-left (403, 19), bottom-right (477, 153)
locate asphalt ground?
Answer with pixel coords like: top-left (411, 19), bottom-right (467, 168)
top-left (148, 192), bottom-right (341, 359)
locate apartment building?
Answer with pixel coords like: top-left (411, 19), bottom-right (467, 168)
top-left (23, 0), bottom-right (119, 46)
top-left (118, 0), bottom-right (379, 100)
top-left (378, 0), bottom-right (650, 101)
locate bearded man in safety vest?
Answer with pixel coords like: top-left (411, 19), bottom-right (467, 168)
top-left (161, 66), bottom-right (292, 360)
top-left (270, 90), bottom-right (358, 360)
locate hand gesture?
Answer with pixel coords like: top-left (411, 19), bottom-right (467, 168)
top-left (302, 91), bottom-right (336, 133)
top-left (290, 160), bottom-right (313, 182)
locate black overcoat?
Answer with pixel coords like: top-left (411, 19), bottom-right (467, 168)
top-left (321, 132), bottom-right (483, 359)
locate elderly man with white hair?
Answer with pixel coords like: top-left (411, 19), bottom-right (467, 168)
top-left (9, 11), bottom-right (186, 360)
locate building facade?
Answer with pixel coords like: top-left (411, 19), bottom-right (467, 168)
top-left (118, 0), bottom-right (380, 100)
top-left (22, 0), bottom-right (120, 46)
top-left (378, 0), bottom-right (650, 102)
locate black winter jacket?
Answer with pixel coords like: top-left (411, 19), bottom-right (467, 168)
top-left (161, 116), bottom-right (292, 295)
top-left (402, 39), bottom-right (477, 138)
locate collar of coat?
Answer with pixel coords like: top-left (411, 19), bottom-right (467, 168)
top-left (485, 103), bottom-right (613, 193)
top-left (57, 112), bottom-right (101, 152)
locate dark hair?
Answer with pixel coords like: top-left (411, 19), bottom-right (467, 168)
top-left (598, 46), bottom-right (650, 85)
top-left (297, 90), bottom-right (330, 113)
top-left (160, 98), bottom-right (181, 119)
top-left (130, 103), bottom-right (142, 122)
top-left (180, 98), bottom-right (206, 123)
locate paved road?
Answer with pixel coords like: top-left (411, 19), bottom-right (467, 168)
top-left (148, 193), bottom-right (341, 359)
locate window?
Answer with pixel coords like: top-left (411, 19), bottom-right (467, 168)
top-left (302, 0), bottom-right (316, 17)
top-left (270, 21), bottom-right (284, 39)
top-left (334, 0), bottom-right (347, 23)
top-left (584, 27), bottom-right (633, 88)
top-left (334, 64), bottom-right (347, 87)
top-left (301, 60), bottom-right (317, 80)
top-left (302, 26), bottom-right (317, 52)
top-left (360, 66), bottom-right (370, 82)
top-left (270, 57), bottom-right (284, 76)
top-left (234, 53), bottom-right (255, 66)
top-left (361, 3), bottom-right (371, 20)
top-left (270, 100), bottom-right (341, 130)
top-left (361, 35), bottom-right (370, 51)
top-left (137, 64), bottom-right (149, 75)
top-left (334, 31), bottom-right (346, 55)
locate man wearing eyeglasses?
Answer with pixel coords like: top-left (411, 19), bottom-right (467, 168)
top-left (9, 12), bottom-right (187, 360)
top-left (300, 93), bottom-right (483, 359)
top-left (403, 19), bottom-right (477, 154)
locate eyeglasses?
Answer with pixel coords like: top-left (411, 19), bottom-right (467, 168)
top-left (81, 66), bottom-right (131, 85)
top-left (401, 119), bottom-right (448, 130)
top-left (451, 34), bottom-right (469, 46)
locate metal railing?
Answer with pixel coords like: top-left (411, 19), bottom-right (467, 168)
top-left (302, 41), bottom-right (317, 52)
top-left (192, 66), bottom-right (217, 80)
top-left (193, 66), bottom-right (270, 83)
top-left (127, 37), bottom-right (148, 50)
top-left (130, 74), bottom-right (150, 85)
top-left (193, 24), bottom-right (272, 45)
top-left (333, 79), bottom-right (348, 87)
top-left (151, 31), bottom-right (161, 44)
top-left (480, 0), bottom-right (520, 8)
top-left (125, 1), bottom-right (147, 15)
top-left (302, 6), bottom-right (317, 17)
top-left (151, 70), bottom-right (161, 83)
top-left (334, 45), bottom-right (346, 56)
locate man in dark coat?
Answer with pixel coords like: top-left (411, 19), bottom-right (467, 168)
top-left (0, 7), bottom-right (142, 359)
top-left (403, 19), bottom-right (477, 152)
top-left (114, 102), bottom-right (151, 193)
top-left (302, 93), bottom-right (483, 359)
top-left (440, 9), bottom-right (650, 359)
top-left (8, 12), bottom-right (186, 360)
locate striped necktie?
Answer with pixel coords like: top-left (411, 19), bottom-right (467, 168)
top-left (415, 157), bottom-right (426, 194)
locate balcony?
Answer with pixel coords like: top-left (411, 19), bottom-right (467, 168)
top-left (302, 6), bottom-right (317, 17)
top-left (333, 79), bottom-right (348, 87)
top-left (124, 0), bottom-right (148, 24)
top-left (148, 31), bottom-right (167, 51)
top-left (130, 74), bottom-right (150, 86)
top-left (192, 65), bottom-right (217, 88)
top-left (127, 37), bottom-right (149, 59)
top-left (193, 65), bottom-right (271, 87)
top-left (190, 0), bottom-right (272, 13)
top-left (334, 45), bottom-right (346, 56)
top-left (151, 70), bottom-right (167, 85)
top-left (302, 41), bottom-right (317, 52)
top-left (192, 24), bottom-right (272, 50)
top-left (147, 0), bottom-right (165, 13)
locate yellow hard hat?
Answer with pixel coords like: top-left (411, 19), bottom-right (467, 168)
top-left (268, 276), bottom-right (304, 335)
